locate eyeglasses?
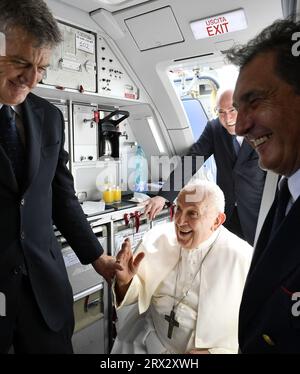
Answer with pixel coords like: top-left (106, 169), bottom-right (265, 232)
top-left (216, 107), bottom-right (237, 117)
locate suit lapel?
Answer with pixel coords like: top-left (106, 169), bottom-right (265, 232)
top-left (0, 145), bottom-right (19, 193)
top-left (241, 196), bottom-right (300, 328)
top-left (249, 200), bottom-right (277, 270)
top-left (21, 96), bottom-right (43, 191)
top-left (220, 125), bottom-right (236, 163)
top-left (235, 140), bottom-right (254, 166)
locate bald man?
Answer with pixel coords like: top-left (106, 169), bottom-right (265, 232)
top-left (144, 90), bottom-right (266, 245)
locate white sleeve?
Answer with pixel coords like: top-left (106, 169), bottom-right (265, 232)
top-left (112, 275), bottom-right (141, 310)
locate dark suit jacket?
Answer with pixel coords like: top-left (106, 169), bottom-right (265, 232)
top-left (0, 93), bottom-right (102, 331)
top-left (239, 194), bottom-right (300, 353)
top-left (159, 118), bottom-right (266, 244)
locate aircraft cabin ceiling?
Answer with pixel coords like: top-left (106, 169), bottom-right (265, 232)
top-left (49, 0), bottom-right (285, 153)
top-left (57, 0), bottom-right (152, 13)
top-left (90, 0), bottom-right (283, 131)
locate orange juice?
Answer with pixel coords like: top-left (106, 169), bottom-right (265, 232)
top-left (113, 186), bottom-right (121, 203)
top-left (102, 189), bottom-right (114, 203)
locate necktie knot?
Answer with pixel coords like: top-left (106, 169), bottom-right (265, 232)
top-left (232, 135), bottom-right (240, 156)
top-left (277, 177), bottom-right (290, 210)
top-left (0, 105), bottom-right (14, 123)
top-left (271, 177), bottom-right (291, 233)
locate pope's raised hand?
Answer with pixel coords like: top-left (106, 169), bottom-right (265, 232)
top-left (115, 238), bottom-right (145, 287)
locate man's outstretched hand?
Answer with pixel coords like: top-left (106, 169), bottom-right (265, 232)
top-left (141, 196), bottom-right (166, 220)
top-left (92, 254), bottom-right (123, 284)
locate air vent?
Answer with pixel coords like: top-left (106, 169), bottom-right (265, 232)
top-left (174, 53), bottom-right (214, 63)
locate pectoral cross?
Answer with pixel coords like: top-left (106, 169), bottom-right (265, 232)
top-left (164, 308), bottom-right (179, 339)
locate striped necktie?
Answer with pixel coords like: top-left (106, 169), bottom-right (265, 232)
top-left (0, 105), bottom-right (25, 187)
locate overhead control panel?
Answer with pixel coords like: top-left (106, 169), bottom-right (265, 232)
top-left (98, 36), bottom-right (139, 100)
top-left (43, 22), bottom-right (97, 92)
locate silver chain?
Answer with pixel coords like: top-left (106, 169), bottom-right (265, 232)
top-left (172, 231), bottom-right (220, 311)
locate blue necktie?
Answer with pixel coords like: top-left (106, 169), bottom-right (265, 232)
top-left (0, 105), bottom-right (25, 187)
top-left (232, 135), bottom-right (240, 156)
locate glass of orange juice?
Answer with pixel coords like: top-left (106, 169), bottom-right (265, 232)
top-left (113, 185), bottom-right (121, 203)
top-left (102, 188), bottom-right (114, 203)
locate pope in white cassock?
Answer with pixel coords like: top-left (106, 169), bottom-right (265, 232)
top-left (111, 180), bottom-right (253, 354)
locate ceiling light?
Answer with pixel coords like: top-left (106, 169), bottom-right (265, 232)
top-left (147, 117), bottom-right (165, 153)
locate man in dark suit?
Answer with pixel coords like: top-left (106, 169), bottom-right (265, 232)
top-left (0, 0), bottom-right (121, 353)
top-left (226, 18), bottom-right (300, 353)
top-left (144, 89), bottom-right (266, 245)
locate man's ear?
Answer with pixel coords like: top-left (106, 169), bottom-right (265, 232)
top-left (213, 212), bottom-right (226, 230)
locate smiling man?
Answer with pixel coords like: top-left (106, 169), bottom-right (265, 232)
top-left (111, 180), bottom-right (253, 354)
top-left (227, 18), bottom-right (300, 354)
top-left (143, 89), bottom-right (266, 245)
top-left (0, 0), bottom-right (121, 354)
top-left (0, 27), bottom-right (51, 105)
top-left (233, 53), bottom-right (300, 176)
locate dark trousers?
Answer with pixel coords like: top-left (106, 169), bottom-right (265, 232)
top-left (0, 274), bottom-right (74, 354)
top-left (225, 206), bottom-right (245, 242)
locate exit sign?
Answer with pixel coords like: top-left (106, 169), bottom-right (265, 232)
top-left (190, 9), bottom-right (247, 40)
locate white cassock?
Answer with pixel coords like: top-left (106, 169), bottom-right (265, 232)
top-left (111, 222), bottom-right (253, 354)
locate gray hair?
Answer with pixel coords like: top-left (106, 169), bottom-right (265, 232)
top-left (0, 0), bottom-right (62, 48)
top-left (226, 18), bottom-right (300, 95)
top-left (179, 180), bottom-right (225, 215)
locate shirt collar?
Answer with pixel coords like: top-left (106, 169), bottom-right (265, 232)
top-left (182, 226), bottom-right (221, 254)
top-left (0, 103), bottom-right (21, 117)
top-left (236, 136), bottom-right (244, 145)
top-left (286, 168), bottom-right (300, 203)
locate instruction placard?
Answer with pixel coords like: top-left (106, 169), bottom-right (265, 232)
top-left (76, 31), bottom-right (95, 54)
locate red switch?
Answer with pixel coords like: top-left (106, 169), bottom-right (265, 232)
top-left (93, 110), bottom-right (100, 124)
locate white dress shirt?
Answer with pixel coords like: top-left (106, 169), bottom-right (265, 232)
top-left (280, 168), bottom-right (300, 214)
